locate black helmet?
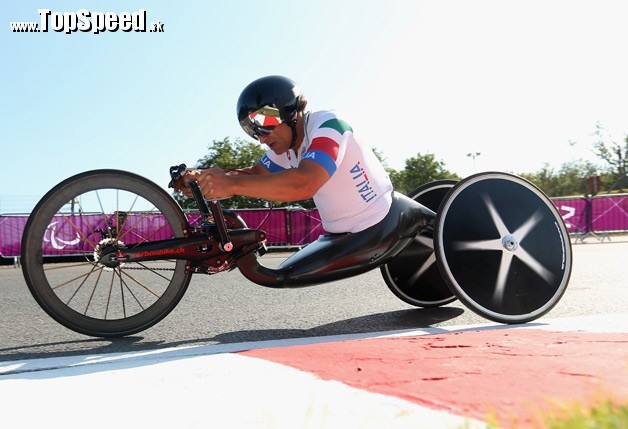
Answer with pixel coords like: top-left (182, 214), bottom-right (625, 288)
top-left (237, 75), bottom-right (303, 140)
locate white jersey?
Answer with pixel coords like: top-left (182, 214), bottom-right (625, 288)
top-left (259, 110), bottom-right (393, 233)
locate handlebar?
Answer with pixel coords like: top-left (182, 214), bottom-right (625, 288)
top-left (168, 163), bottom-right (187, 188)
top-left (169, 164), bottom-right (233, 252)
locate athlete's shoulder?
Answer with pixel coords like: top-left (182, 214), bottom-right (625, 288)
top-left (307, 110), bottom-right (354, 135)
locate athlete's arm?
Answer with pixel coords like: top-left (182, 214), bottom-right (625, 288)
top-left (194, 160), bottom-right (329, 201)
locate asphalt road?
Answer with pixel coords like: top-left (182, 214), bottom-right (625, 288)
top-left (1, 236), bottom-right (626, 363)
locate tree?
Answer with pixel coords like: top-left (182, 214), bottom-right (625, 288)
top-left (520, 123), bottom-right (628, 197)
top-left (390, 153), bottom-right (460, 195)
top-left (591, 123), bottom-right (628, 191)
top-left (520, 165), bottom-right (559, 196)
top-left (521, 160), bottom-right (601, 197)
top-left (196, 137), bottom-right (265, 170)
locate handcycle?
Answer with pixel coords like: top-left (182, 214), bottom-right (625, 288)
top-left (21, 165), bottom-right (572, 338)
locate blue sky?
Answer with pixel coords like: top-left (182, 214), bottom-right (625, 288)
top-left (2, 1), bottom-right (627, 213)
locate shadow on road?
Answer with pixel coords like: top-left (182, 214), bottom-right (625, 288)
top-left (0, 307), bottom-right (464, 364)
top-left (209, 307), bottom-right (465, 344)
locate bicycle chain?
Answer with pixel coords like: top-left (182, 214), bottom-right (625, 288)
top-left (117, 264), bottom-right (221, 275)
top-left (119, 265), bottom-right (177, 272)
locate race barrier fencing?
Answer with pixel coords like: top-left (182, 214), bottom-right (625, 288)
top-left (552, 194), bottom-right (627, 236)
top-left (0, 207), bottom-right (325, 260)
top-left (1, 194), bottom-right (626, 260)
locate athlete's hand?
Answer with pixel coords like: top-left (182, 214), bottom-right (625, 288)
top-left (195, 167), bottom-right (234, 200)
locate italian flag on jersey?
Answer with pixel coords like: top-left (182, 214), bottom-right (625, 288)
top-left (303, 118), bottom-right (353, 176)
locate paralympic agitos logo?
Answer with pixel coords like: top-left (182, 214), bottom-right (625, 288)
top-left (44, 221), bottom-right (81, 249)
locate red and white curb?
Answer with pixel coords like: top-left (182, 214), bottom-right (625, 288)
top-left (0, 313), bottom-right (626, 429)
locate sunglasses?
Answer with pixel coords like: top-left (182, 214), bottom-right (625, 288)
top-left (243, 106), bottom-right (283, 140)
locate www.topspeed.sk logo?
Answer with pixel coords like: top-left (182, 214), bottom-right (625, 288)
top-left (9, 9), bottom-right (164, 34)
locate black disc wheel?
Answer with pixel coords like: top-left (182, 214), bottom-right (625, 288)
top-left (21, 170), bottom-right (192, 337)
top-left (434, 172), bottom-right (572, 324)
top-left (381, 180), bottom-right (458, 307)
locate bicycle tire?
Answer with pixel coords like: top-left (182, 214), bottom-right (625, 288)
top-left (434, 172), bottom-right (572, 324)
top-left (21, 170), bottom-right (192, 337)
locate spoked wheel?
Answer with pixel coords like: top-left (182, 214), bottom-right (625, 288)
top-left (434, 172), bottom-right (572, 324)
top-left (21, 170), bottom-right (192, 337)
top-left (381, 180), bottom-right (458, 307)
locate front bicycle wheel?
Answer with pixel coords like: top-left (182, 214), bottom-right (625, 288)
top-left (21, 170), bottom-right (192, 337)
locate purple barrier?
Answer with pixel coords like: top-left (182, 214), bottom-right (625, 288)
top-left (0, 213), bottom-right (177, 258)
top-left (235, 209), bottom-right (288, 245)
top-left (289, 209), bottom-right (325, 245)
top-left (591, 195), bottom-right (628, 232)
top-left (3, 195), bottom-right (626, 258)
top-left (234, 208), bottom-right (325, 246)
top-left (553, 194), bottom-right (628, 234)
top-left (0, 215), bottom-right (26, 258)
top-left (552, 198), bottom-right (588, 234)
top-left (0, 209), bottom-right (318, 258)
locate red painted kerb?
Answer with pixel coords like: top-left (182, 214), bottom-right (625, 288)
top-left (241, 329), bottom-right (628, 426)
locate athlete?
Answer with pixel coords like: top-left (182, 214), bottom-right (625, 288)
top-left (174, 75), bottom-right (431, 283)
top-left (176, 75), bottom-right (394, 234)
